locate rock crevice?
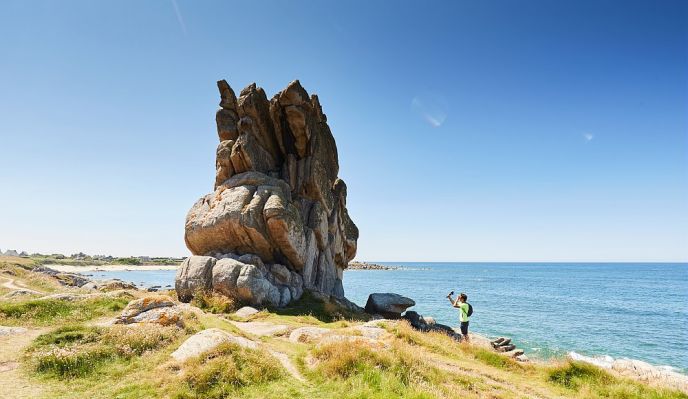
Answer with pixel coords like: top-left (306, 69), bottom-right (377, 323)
top-left (179, 79), bottom-right (359, 307)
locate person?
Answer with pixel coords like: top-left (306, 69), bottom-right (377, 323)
top-left (447, 291), bottom-right (470, 342)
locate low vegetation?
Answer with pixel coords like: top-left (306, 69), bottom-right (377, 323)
top-left (27, 324), bottom-right (181, 378)
top-left (548, 361), bottom-right (688, 399)
top-left (0, 262), bottom-right (685, 399)
top-left (269, 291), bottom-right (369, 323)
top-left (169, 342), bottom-right (284, 398)
top-left (190, 290), bottom-right (238, 314)
top-left (0, 296), bottom-right (130, 326)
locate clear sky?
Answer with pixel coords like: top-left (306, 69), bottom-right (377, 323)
top-left (1, 0), bottom-right (686, 261)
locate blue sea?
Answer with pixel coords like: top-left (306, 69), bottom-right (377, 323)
top-left (81, 262), bottom-right (688, 373)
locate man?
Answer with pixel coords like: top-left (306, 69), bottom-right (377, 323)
top-left (447, 291), bottom-right (470, 342)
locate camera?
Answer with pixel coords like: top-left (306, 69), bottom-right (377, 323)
top-left (447, 290), bottom-right (454, 297)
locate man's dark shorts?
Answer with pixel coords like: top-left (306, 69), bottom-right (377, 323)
top-left (460, 321), bottom-right (469, 335)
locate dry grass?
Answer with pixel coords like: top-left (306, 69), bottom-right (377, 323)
top-left (169, 342), bottom-right (284, 399)
top-left (26, 324), bottom-right (181, 378)
top-left (190, 290), bottom-right (238, 314)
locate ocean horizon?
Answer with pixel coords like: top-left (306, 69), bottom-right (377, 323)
top-left (80, 261), bottom-right (688, 374)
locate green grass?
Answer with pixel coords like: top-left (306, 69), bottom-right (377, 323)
top-left (465, 347), bottom-right (522, 371)
top-left (0, 296), bottom-right (130, 326)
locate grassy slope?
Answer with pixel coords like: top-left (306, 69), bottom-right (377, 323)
top-left (1, 259), bottom-right (686, 399)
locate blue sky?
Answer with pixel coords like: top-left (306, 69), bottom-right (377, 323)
top-left (0, 0), bottom-right (686, 261)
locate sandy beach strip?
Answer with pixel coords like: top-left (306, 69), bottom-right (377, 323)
top-left (43, 264), bottom-right (179, 272)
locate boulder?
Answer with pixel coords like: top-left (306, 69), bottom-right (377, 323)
top-left (364, 293), bottom-right (415, 319)
top-left (117, 295), bottom-right (176, 320)
top-left (402, 311), bottom-right (430, 331)
top-left (119, 306), bottom-right (184, 327)
top-left (171, 328), bottom-right (257, 362)
top-left (98, 279), bottom-right (137, 292)
top-left (229, 321), bottom-right (289, 337)
top-left (175, 256), bottom-right (216, 302)
top-left (179, 80), bottom-right (359, 307)
top-left (289, 326), bottom-right (331, 343)
top-left (54, 273), bottom-right (91, 287)
top-left (234, 306), bottom-right (259, 318)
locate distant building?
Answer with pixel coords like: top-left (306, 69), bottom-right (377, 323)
top-left (19, 251), bottom-right (29, 257)
top-left (2, 249), bottom-right (19, 257)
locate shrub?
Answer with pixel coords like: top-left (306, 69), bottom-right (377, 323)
top-left (114, 257), bottom-right (141, 265)
top-left (172, 342), bottom-right (283, 398)
top-left (191, 291), bottom-right (237, 314)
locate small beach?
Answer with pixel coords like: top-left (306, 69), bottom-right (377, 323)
top-left (44, 264), bottom-right (179, 273)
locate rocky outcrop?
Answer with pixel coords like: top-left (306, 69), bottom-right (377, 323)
top-left (114, 295), bottom-right (186, 327)
top-left (569, 353), bottom-right (688, 394)
top-left (179, 80), bottom-right (359, 307)
top-left (364, 293), bottom-right (415, 319)
top-left (171, 328), bottom-right (257, 362)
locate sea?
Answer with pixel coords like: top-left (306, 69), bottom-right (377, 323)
top-left (81, 262), bottom-right (688, 373)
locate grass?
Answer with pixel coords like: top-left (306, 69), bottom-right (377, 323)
top-left (0, 296), bottom-right (130, 326)
top-left (462, 346), bottom-right (523, 371)
top-left (169, 342), bottom-right (284, 399)
top-left (547, 361), bottom-right (688, 399)
top-left (190, 290), bottom-right (238, 314)
top-left (309, 339), bottom-right (449, 398)
top-left (2, 265), bottom-right (686, 399)
top-left (27, 324), bottom-right (181, 378)
top-left (269, 291), bottom-right (369, 323)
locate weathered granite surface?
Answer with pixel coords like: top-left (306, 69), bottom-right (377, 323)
top-left (179, 80), bottom-right (359, 307)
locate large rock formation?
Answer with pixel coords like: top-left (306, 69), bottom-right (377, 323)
top-left (178, 80), bottom-right (358, 308)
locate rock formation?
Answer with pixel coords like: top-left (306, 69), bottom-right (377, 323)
top-left (364, 293), bottom-right (416, 319)
top-left (178, 79), bottom-right (359, 308)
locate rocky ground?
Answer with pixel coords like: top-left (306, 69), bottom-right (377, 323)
top-left (1, 258), bottom-right (686, 399)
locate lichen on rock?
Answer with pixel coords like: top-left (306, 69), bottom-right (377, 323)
top-left (178, 79), bottom-right (359, 308)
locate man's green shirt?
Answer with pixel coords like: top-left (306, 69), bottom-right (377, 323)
top-left (458, 302), bottom-right (470, 322)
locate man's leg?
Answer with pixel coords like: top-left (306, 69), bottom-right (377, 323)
top-left (461, 322), bottom-right (470, 342)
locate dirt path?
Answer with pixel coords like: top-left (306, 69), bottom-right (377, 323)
top-left (268, 349), bottom-right (306, 382)
top-left (0, 276), bottom-right (44, 295)
top-left (0, 327), bottom-right (47, 398)
top-left (424, 351), bottom-right (565, 399)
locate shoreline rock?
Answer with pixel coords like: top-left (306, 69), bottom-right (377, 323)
top-left (569, 352), bottom-right (688, 394)
top-left (365, 293), bottom-right (415, 319)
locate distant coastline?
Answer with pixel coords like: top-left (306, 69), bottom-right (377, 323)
top-left (347, 261), bottom-right (401, 270)
top-left (44, 264), bottom-right (179, 272)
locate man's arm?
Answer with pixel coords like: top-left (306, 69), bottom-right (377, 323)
top-left (447, 294), bottom-right (460, 308)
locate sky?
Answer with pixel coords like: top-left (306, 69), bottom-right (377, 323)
top-left (0, 0), bottom-right (686, 262)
